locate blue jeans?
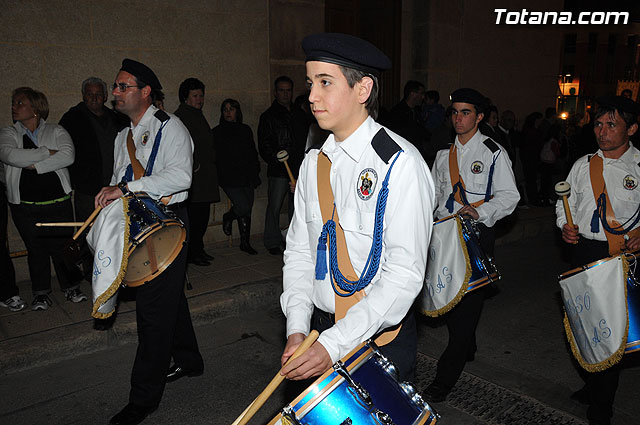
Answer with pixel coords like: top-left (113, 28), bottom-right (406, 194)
top-left (264, 177), bottom-right (293, 249)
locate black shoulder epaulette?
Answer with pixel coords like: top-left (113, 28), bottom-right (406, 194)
top-left (306, 143), bottom-right (323, 154)
top-left (372, 129), bottom-right (401, 164)
top-left (483, 138), bottom-right (500, 154)
top-left (154, 109), bottom-right (170, 122)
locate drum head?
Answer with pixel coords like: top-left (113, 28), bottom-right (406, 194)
top-left (125, 223), bottom-right (186, 287)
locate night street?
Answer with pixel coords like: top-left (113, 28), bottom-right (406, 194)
top-left (1, 223), bottom-right (639, 425)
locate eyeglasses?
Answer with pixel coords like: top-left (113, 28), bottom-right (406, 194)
top-left (111, 82), bottom-right (140, 92)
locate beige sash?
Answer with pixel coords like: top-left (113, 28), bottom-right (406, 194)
top-left (589, 154), bottom-right (640, 255)
top-left (316, 152), bottom-right (400, 346)
top-left (125, 129), bottom-right (171, 205)
top-left (448, 144), bottom-right (487, 208)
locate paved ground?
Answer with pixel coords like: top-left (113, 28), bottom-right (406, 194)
top-left (1, 206), bottom-right (639, 424)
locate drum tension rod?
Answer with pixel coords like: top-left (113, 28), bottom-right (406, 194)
top-left (334, 361), bottom-right (372, 407)
top-left (281, 405), bottom-right (302, 425)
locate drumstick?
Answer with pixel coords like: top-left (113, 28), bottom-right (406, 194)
top-left (231, 330), bottom-right (319, 425)
top-left (72, 206), bottom-right (102, 240)
top-left (277, 150), bottom-right (296, 186)
top-left (36, 222), bottom-right (85, 227)
top-left (555, 181), bottom-right (577, 244)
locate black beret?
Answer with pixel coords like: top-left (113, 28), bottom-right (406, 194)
top-left (597, 95), bottom-right (640, 116)
top-left (120, 59), bottom-right (162, 90)
top-left (450, 88), bottom-right (488, 107)
top-left (302, 33), bottom-right (391, 76)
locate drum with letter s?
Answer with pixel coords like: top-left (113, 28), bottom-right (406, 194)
top-left (420, 214), bottom-right (500, 317)
top-left (124, 193), bottom-right (186, 286)
top-left (558, 251), bottom-right (640, 371)
top-left (268, 341), bottom-right (438, 425)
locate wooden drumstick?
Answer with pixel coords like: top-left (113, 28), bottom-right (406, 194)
top-left (72, 206), bottom-right (102, 240)
top-left (36, 222), bottom-right (85, 227)
top-left (555, 181), bottom-right (574, 228)
top-left (231, 330), bottom-right (320, 425)
top-left (277, 150), bottom-right (296, 186)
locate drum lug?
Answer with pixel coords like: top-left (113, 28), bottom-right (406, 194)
top-left (334, 361), bottom-right (373, 407)
top-left (281, 405), bottom-right (302, 425)
top-left (373, 410), bottom-right (395, 425)
top-left (400, 382), bottom-right (429, 410)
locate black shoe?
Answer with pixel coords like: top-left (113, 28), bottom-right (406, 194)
top-left (94, 316), bottom-right (115, 331)
top-left (237, 216), bottom-right (258, 255)
top-left (166, 364), bottom-right (204, 383)
top-left (570, 385), bottom-right (589, 405)
top-left (424, 382), bottom-right (451, 403)
top-left (200, 251), bottom-right (214, 261)
top-left (268, 247), bottom-right (282, 255)
top-left (109, 403), bottom-right (157, 425)
top-left (187, 254), bottom-right (210, 267)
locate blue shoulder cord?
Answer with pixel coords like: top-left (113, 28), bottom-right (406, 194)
top-left (121, 119), bottom-right (170, 183)
top-left (590, 192), bottom-right (640, 234)
top-left (445, 150), bottom-right (500, 213)
top-left (314, 150), bottom-right (403, 297)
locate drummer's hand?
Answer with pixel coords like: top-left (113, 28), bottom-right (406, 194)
top-left (281, 332), bottom-right (305, 367)
top-left (289, 181), bottom-right (296, 193)
top-left (280, 340), bottom-right (332, 380)
top-left (562, 223), bottom-right (580, 244)
top-left (95, 185), bottom-right (122, 208)
top-left (625, 235), bottom-right (640, 251)
top-left (458, 205), bottom-right (479, 220)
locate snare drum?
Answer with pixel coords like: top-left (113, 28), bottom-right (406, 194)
top-left (124, 193), bottom-right (186, 287)
top-left (268, 341), bottom-right (438, 425)
top-left (421, 215), bottom-right (500, 316)
top-left (559, 253), bottom-right (640, 356)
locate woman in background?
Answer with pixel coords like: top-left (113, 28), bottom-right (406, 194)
top-left (212, 99), bottom-right (260, 255)
top-left (0, 87), bottom-right (85, 310)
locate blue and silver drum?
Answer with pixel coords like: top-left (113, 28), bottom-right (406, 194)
top-left (269, 341), bottom-right (438, 425)
top-left (124, 193), bottom-right (186, 287)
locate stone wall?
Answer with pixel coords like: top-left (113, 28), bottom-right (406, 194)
top-left (404, 0), bottom-right (564, 123)
top-left (0, 0), bottom-right (324, 281)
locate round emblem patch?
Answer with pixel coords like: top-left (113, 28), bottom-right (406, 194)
top-left (623, 174), bottom-right (638, 190)
top-left (357, 168), bottom-right (378, 201)
top-left (471, 161), bottom-right (484, 174)
top-left (142, 131), bottom-right (150, 145)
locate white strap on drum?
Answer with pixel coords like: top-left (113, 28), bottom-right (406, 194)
top-left (419, 215), bottom-right (472, 317)
top-left (559, 255), bottom-right (629, 372)
top-left (86, 197), bottom-right (130, 319)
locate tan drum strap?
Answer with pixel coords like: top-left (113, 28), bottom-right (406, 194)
top-left (126, 129), bottom-right (172, 205)
top-left (589, 154), bottom-right (640, 255)
top-left (448, 144), bottom-right (485, 209)
top-left (316, 152), bottom-right (400, 346)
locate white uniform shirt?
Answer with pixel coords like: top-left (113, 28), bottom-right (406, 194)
top-left (111, 105), bottom-right (194, 204)
top-left (281, 117), bottom-right (435, 362)
top-left (555, 145), bottom-right (640, 241)
top-left (431, 129), bottom-right (519, 227)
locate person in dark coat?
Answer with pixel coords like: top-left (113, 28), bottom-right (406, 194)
top-left (174, 78), bottom-right (220, 266)
top-left (212, 99), bottom-right (260, 255)
top-left (59, 77), bottom-right (127, 282)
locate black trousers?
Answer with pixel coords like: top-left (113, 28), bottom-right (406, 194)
top-left (186, 201), bottom-right (211, 258)
top-left (0, 185), bottom-right (18, 300)
top-left (222, 185), bottom-right (255, 218)
top-left (10, 198), bottom-right (78, 295)
top-left (572, 237), bottom-right (620, 424)
top-left (312, 307), bottom-right (418, 382)
top-left (129, 205), bottom-right (203, 407)
top-left (434, 223), bottom-right (495, 389)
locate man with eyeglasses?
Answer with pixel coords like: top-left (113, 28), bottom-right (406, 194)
top-left (95, 59), bottom-right (203, 425)
top-left (59, 78), bottom-right (126, 293)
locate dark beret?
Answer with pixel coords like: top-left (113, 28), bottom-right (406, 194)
top-left (450, 88), bottom-right (488, 107)
top-left (597, 95), bottom-right (640, 116)
top-left (120, 59), bottom-right (162, 90)
top-left (302, 33), bottom-right (391, 76)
